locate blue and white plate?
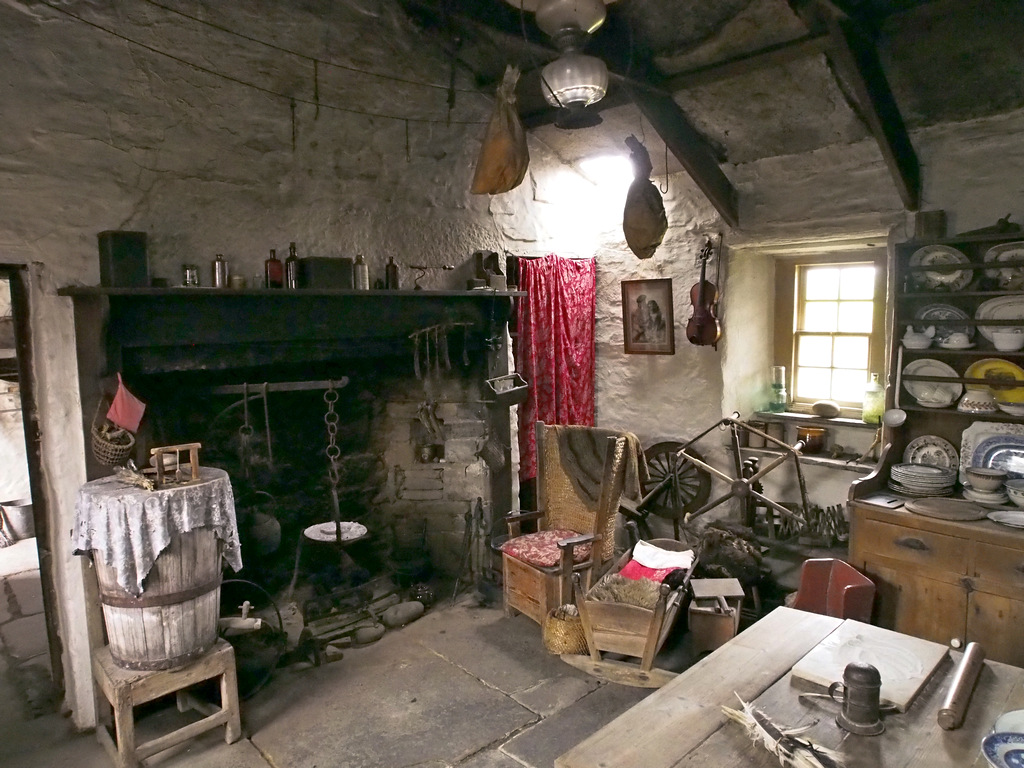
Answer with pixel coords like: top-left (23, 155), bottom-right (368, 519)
top-left (995, 710), bottom-right (1024, 733)
top-left (982, 732), bottom-right (1024, 768)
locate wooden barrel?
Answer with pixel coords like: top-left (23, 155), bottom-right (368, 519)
top-left (94, 528), bottom-right (221, 670)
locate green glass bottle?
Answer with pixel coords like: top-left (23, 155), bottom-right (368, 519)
top-left (862, 372), bottom-right (884, 424)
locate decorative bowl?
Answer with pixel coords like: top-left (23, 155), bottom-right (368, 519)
top-left (1005, 480), bottom-right (1024, 508)
top-left (964, 467), bottom-right (1007, 492)
top-left (997, 401), bottom-right (1024, 417)
top-left (992, 330), bottom-right (1024, 352)
top-left (958, 388), bottom-right (999, 414)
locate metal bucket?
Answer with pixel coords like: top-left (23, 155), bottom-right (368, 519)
top-left (0, 499), bottom-right (34, 541)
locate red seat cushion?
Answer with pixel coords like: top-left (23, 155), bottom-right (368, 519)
top-left (619, 559), bottom-right (675, 582)
top-left (500, 529), bottom-right (592, 568)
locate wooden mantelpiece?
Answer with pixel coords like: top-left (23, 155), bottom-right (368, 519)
top-left (58, 286), bottom-right (521, 374)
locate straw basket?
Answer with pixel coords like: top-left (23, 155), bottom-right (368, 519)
top-left (91, 401), bottom-right (135, 466)
top-left (542, 604), bottom-right (588, 655)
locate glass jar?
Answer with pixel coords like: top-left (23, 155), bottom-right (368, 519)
top-left (862, 372), bottom-right (884, 424)
top-left (768, 365), bottom-right (787, 412)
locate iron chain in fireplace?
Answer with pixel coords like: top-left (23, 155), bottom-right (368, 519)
top-left (323, 383), bottom-right (344, 541)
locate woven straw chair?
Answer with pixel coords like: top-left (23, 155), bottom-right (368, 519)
top-left (501, 423), bottom-right (628, 625)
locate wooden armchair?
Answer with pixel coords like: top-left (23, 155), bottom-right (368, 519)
top-left (501, 423), bottom-right (629, 625)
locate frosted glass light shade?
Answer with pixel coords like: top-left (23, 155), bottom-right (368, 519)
top-left (535, 0), bottom-right (606, 36)
top-left (541, 52), bottom-right (608, 107)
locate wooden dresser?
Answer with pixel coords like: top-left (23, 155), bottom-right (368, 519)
top-left (849, 501), bottom-right (1024, 666)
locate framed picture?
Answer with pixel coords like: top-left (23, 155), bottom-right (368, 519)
top-left (622, 278), bottom-right (675, 355)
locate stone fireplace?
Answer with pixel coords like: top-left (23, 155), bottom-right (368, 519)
top-left (63, 287), bottom-right (519, 596)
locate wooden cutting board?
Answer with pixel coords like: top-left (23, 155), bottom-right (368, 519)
top-left (791, 619), bottom-right (948, 712)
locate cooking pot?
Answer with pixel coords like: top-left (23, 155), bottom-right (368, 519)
top-left (796, 427), bottom-right (827, 455)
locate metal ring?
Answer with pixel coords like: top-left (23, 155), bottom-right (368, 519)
top-left (239, 425), bottom-right (255, 437)
top-left (323, 389), bottom-right (339, 404)
top-left (326, 445), bottom-right (341, 460)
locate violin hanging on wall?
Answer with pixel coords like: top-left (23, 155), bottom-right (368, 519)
top-left (685, 235), bottom-right (722, 350)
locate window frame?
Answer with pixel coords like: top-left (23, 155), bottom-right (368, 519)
top-left (774, 251), bottom-right (887, 416)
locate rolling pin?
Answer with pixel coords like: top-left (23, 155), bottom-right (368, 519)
top-left (937, 642), bottom-right (986, 730)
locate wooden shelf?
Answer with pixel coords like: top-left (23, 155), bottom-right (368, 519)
top-left (727, 444), bottom-right (876, 473)
top-left (753, 411), bottom-right (880, 431)
top-left (60, 286), bottom-right (521, 374)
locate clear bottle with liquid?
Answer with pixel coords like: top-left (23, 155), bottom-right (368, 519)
top-left (354, 254), bottom-right (369, 290)
top-left (265, 249), bottom-right (283, 289)
top-left (285, 242), bottom-right (299, 289)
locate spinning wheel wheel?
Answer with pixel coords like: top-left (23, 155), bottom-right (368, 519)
top-left (642, 442), bottom-right (712, 538)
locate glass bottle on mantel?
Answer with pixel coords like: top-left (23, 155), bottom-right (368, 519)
top-left (862, 372), bottom-right (884, 424)
top-left (385, 257), bottom-right (399, 290)
top-left (285, 242), bottom-right (299, 289)
top-left (265, 248), bottom-right (283, 289)
top-left (354, 254), bottom-right (370, 290)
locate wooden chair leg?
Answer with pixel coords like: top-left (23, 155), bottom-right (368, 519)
top-left (221, 655), bottom-right (243, 744)
top-left (112, 687), bottom-right (138, 768)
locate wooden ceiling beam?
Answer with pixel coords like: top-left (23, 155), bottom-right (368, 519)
top-left (660, 34), bottom-right (830, 91)
top-left (632, 89), bottom-right (739, 227)
top-left (823, 15), bottom-right (920, 210)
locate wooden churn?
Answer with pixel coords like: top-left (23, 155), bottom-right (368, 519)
top-left (94, 528), bottom-right (222, 671)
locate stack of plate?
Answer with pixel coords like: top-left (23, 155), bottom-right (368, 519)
top-left (962, 485), bottom-right (1010, 507)
top-left (888, 463), bottom-right (957, 497)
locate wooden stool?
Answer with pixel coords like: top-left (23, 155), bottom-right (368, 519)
top-left (92, 639), bottom-right (242, 768)
top-left (688, 578), bottom-right (745, 655)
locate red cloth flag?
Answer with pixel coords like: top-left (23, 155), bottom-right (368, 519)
top-left (106, 373), bottom-right (146, 433)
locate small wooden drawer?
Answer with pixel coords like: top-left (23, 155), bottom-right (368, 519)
top-left (856, 519), bottom-right (966, 573)
top-left (972, 541), bottom-right (1024, 591)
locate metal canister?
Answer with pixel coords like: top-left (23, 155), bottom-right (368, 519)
top-left (212, 254), bottom-right (229, 288)
top-left (182, 264), bottom-right (200, 287)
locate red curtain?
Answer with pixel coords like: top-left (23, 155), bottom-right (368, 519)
top-left (516, 255), bottom-right (596, 481)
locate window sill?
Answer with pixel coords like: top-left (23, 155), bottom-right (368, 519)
top-left (753, 411), bottom-right (879, 431)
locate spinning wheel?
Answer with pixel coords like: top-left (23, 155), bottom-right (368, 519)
top-left (639, 442), bottom-right (712, 539)
top-left (679, 416), bottom-right (810, 527)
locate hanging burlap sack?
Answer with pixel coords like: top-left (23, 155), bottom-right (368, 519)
top-left (471, 66), bottom-right (529, 195)
top-left (622, 135), bottom-right (667, 259)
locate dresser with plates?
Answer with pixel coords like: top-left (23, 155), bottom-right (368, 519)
top-left (848, 229), bottom-right (1024, 665)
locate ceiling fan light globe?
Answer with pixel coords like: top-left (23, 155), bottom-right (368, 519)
top-left (541, 53), bottom-right (608, 107)
top-left (535, 0), bottom-right (607, 37)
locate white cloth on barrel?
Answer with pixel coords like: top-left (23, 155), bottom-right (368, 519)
top-left (72, 466), bottom-right (242, 595)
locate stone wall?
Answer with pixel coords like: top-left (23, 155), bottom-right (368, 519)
top-left (0, 0), bottom-right (537, 726)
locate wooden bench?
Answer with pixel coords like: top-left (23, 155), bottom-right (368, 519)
top-left (92, 639), bottom-right (241, 768)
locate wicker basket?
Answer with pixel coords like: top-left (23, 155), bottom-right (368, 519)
top-left (91, 424), bottom-right (135, 466)
top-left (542, 604), bottom-right (588, 655)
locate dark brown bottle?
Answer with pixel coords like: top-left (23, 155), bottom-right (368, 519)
top-left (385, 257), bottom-right (399, 289)
top-left (265, 249), bottom-right (283, 289)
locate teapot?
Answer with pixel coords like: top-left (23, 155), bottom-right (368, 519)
top-left (903, 325), bottom-right (935, 349)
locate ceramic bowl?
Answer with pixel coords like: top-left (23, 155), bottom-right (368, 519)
top-left (965, 467), bottom-right (1008, 492)
top-left (958, 388), bottom-right (999, 413)
top-left (902, 337), bottom-right (932, 350)
top-left (796, 426), bottom-right (827, 454)
top-left (997, 401), bottom-right (1024, 417)
top-left (992, 331), bottom-right (1024, 351)
top-left (1005, 480), bottom-right (1024, 509)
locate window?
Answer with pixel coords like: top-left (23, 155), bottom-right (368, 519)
top-left (775, 252), bottom-right (886, 412)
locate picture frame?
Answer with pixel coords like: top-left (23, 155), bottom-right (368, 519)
top-left (621, 278), bottom-right (675, 355)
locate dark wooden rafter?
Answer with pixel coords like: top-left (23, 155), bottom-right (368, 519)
top-left (631, 88), bottom-right (739, 227)
top-left (823, 14), bottom-right (920, 210)
top-left (791, 0), bottom-right (920, 210)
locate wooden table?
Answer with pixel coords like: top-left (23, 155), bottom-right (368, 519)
top-left (556, 607), bottom-right (1024, 768)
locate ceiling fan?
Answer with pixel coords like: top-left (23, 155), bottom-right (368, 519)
top-left (501, 0), bottom-right (617, 128)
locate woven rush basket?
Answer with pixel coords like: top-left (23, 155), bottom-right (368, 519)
top-left (90, 401), bottom-right (135, 466)
top-left (542, 604), bottom-right (588, 655)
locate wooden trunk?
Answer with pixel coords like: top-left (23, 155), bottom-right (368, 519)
top-left (94, 528), bottom-right (221, 670)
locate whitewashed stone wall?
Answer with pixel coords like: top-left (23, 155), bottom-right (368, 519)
top-left (5, 0), bottom-right (1024, 728)
top-left (0, 0), bottom-right (540, 727)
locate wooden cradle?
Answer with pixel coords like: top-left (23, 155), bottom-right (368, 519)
top-left (564, 538), bottom-right (695, 688)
